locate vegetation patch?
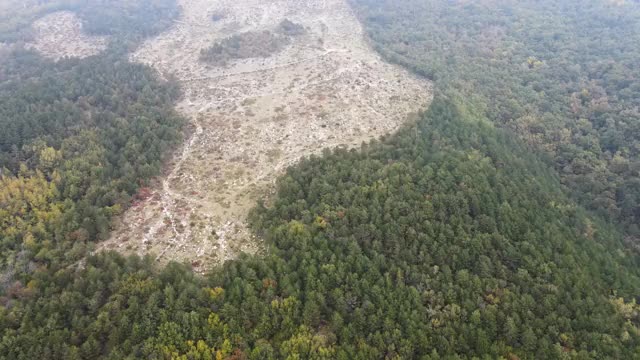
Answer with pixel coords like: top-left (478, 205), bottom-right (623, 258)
top-left (209, 10), bottom-right (227, 22)
top-left (200, 19), bottom-right (305, 66)
top-left (200, 30), bottom-right (289, 65)
top-left (276, 19), bottom-right (306, 36)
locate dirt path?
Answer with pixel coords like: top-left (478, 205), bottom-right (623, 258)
top-left (100, 0), bottom-right (433, 272)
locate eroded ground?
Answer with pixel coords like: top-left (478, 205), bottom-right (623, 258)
top-left (100, 0), bottom-right (432, 272)
top-left (25, 11), bottom-right (107, 60)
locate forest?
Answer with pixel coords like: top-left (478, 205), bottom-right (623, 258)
top-left (0, 0), bottom-right (184, 315)
top-left (349, 0), bottom-right (640, 238)
top-left (0, 48), bottom-right (184, 272)
top-left (3, 98), bottom-right (640, 359)
top-left (2, 0), bottom-right (640, 359)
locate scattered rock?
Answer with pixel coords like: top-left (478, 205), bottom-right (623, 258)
top-left (25, 11), bottom-right (108, 60)
top-left (99, 0), bottom-right (432, 273)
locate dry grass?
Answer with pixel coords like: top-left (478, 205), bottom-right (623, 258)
top-left (99, 0), bottom-right (433, 273)
top-left (24, 11), bottom-right (107, 60)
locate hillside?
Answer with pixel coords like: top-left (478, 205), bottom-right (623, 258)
top-left (101, 0), bottom-right (431, 271)
top-left (1, 0), bottom-right (640, 359)
top-left (349, 0), bottom-right (640, 239)
top-left (3, 98), bottom-right (640, 358)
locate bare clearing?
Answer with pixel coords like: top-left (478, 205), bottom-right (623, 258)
top-left (25, 11), bottom-right (107, 60)
top-left (100, 0), bottom-right (433, 272)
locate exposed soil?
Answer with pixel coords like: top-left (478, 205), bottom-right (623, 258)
top-left (99, 0), bottom-right (433, 272)
top-left (25, 11), bottom-right (107, 60)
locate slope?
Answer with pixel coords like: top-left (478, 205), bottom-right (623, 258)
top-left (3, 98), bottom-right (640, 359)
top-left (349, 0), bottom-right (640, 239)
top-left (2, 0), bottom-right (640, 359)
top-left (101, 0), bottom-right (431, 271)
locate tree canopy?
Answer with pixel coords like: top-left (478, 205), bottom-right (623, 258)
top-left (3, 98), bottom-right (640, 359)
top-left (350, 0), bottom-right (640, 237)
top-left (2, 0), bottom-right (640, 359)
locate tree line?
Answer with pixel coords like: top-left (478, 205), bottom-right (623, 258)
top-left (3, 98), bottom-right (640, 359)
top-left (2, 1), bottom-right (640, 359)
top-left (349, 0), bottom-right (640, 238)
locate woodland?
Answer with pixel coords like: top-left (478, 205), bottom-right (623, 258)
top-left (1, 0), bottom-right (640, 359)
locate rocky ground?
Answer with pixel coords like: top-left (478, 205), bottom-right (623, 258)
top-left (25, 11), bottom-right (107, 60)
top-left (32, 0), bottom-right (432, 273)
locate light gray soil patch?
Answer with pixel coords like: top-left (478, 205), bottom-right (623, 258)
top-left (25, 11), bottom-right (108, 60)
